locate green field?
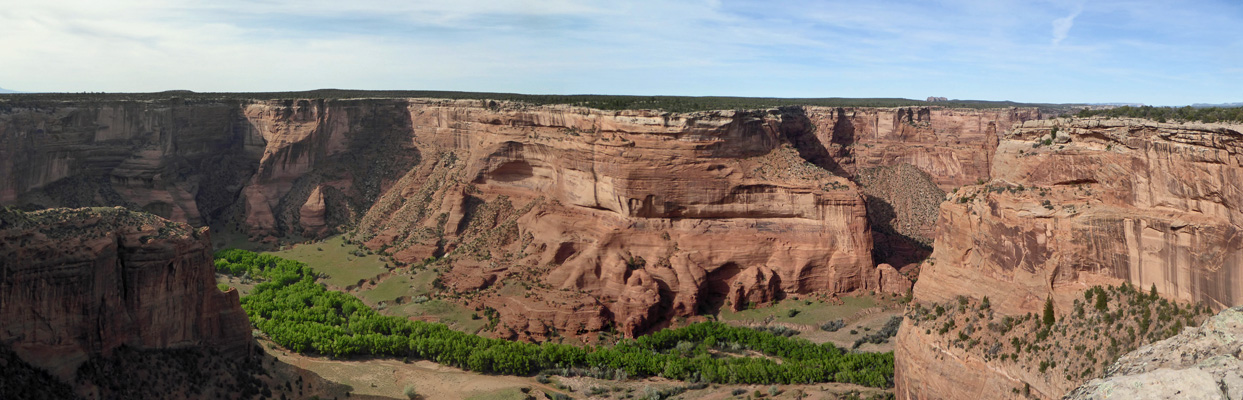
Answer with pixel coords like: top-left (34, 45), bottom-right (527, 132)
top-left (265, 235), bottom-right (390, 288)
top-left (465, 387), bottom-right (534, 400)
top-left (356, 268), bottom-right (486, 334)
top-left (387, 299), bottom-right (488, 334)
top-left (718, 296), bottom-right (880, 326)
top-left (359, 269), bottom-right (438, 304)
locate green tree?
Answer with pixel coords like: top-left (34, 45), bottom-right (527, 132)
top-left (1150, 284), bottom-right (1158, 299)
top-left (1042, 297), bottom-right (1056, 327)
top-left (1094, 288), bottom-right (1109, 312)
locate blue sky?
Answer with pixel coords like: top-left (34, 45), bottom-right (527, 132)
top-left (1, 0), bottom-right (1239, 105)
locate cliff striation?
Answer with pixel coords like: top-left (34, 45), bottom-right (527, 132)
top-left (0, 206), bottom-right (251, 378)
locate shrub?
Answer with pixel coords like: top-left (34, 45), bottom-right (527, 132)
top-left (821, 319), bottom-right (846, 332)
top-left (1042, 297), bottom-right (1056, 327)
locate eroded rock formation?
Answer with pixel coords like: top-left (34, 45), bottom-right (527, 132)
top-left (0, 207), bottom-right (251, 378)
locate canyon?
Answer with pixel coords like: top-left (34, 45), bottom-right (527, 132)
top-left (0, 97), bottom-right (1039, 340)
top-left (6, 93), bottom-right (1239, 398)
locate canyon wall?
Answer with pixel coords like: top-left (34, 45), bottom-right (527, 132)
top-left (0, 99), bottom-right (418, 239)
top-left (803, 106), bottom-right (1041, 190)
top-left (353, 101), bottom-right (877, 338)
top-left (0, 98), bottom-right (1041, 339)
top-left (802, 107), bottom-right (1041, 269)
top-left (897, 118), bottom-right (1243, 399)
top-left (0, 206), bottom-right (251, 377)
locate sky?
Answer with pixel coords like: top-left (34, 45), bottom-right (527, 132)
top-left (1, 0), bottom-right (1240, 105)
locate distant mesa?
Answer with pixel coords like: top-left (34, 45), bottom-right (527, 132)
top-left (1191, 101), bottom-right (1243, 108)
top-left (0, 87), bottom-right (21, 94)
top-left (925, 96), bottom-right (948, 102)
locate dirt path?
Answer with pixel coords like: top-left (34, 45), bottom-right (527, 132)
top-left (266, 343), bottom-right (564, 399)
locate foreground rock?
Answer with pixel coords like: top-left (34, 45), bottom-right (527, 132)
top-left (0, 206), bottom-right (251, 378)
top-left (1067, 306), bottom-right (1243, 400)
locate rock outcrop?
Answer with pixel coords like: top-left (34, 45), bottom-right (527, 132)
top-left (0, 206), bottom-right (251, 378)
top-left (1067, 306), bottom-right (1243, 400)
top-left (898, 118), bottom-right (1243, 399)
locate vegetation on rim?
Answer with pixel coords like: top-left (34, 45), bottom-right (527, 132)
top-left (907, 283), bottom-right (1213, 391)
top-left (0, 89), bottom-right (1079, 113)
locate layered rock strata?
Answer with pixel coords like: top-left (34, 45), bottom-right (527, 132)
top-left (354, 102), bottom-right (876, 338)
top-left (0, 207), bottom-right (251, 377)
top-left (0, 98), bottom-right (1042, 339)
top-left (803, 106), bottom-right (1041, 190)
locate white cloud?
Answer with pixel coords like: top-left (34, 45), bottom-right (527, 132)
top-left (1051, 5), bottom-right (1083, 45)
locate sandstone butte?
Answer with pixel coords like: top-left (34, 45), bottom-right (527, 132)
top-left (0, 206), bottom-right (251, 380)
top-left (0, 98), bottom-right (1040, 340)
top-left (896, 117), bottom-right (1243, 399)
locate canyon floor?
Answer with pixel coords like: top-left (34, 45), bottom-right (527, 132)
top-left (216, 229), bottom-right (905, 399)
top-left (261, 338), bottom-right (892, 400)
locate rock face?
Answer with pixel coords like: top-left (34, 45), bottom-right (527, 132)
top-left (915, 118), bottom-right (1243, 316)
top-left (804, 107), bottom-right (1039, 270)
top-left (898, 118), bottom-right (1243, 399)
top-left (0, 99), bottom-right (417, 239)
top-left (1067, 306), bottom-right (1243, 400)
top-left (803, 106), bottom-right (1041, 190)
top-left (0, 207), bottom-right (251, 377)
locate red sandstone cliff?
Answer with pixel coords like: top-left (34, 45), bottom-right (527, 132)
top-left (0, 206), bottom-right (251, 378)
top-left (0, 98), bottom-right (1044, 340)
top-left (351, 101), bottom-right (877, 338)
top-left (896, 118), bottom-right (1243, 399)
top-left (803, 106), bottom-right (1041, 190)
